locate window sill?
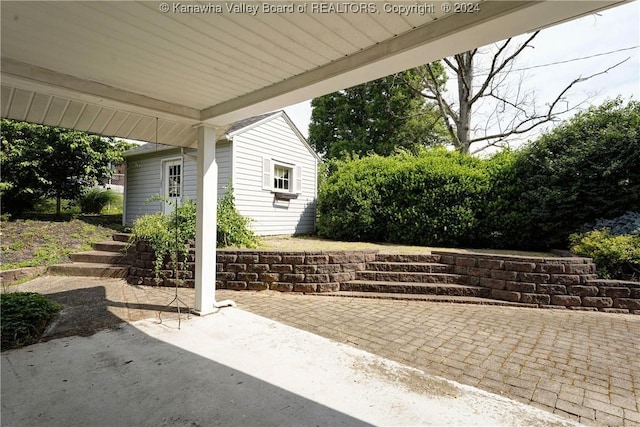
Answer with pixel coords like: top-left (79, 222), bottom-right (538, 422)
top-left (272, 191), bottom-right (298, 200)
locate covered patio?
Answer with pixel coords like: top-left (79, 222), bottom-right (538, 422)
top-left (1, 0), bottom-right (624, 314)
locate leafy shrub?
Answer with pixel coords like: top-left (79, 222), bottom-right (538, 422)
top-left (131, 212), bottom-right (174, 274)
top-left (475, 149), bottom-right (521, 248)
top-left (130, 190), bottom-right (259, 276)
top-left (488, 98), bottom-right (640, 249)
top-left (217, 187), bottom-right (260, 248)
top-left (317, 154), bottom-right (390, 242)
top-left (570, 230), bottom-right (640, 280)
top-left (317, 148), bottom-right (490, 246)
top-left (130, 200), bottom-right (196, 275)
top-left (1, 292), bottom-right (62, 350)
top-left (78, 188), bottom-right (119, 214)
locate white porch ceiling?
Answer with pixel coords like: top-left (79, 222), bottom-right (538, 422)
top-left (1, 1), bottom-right (623, 147)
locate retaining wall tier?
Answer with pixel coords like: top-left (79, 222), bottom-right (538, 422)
top-left (126, 241), bottom-right (377, 293)
top-left (432, 251), bottom-right (639, 314)
top-left (125, 241), bottom-right (639, 314)
top-left (215, 250), bottom-right (377, 293)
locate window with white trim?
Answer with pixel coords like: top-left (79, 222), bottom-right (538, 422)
top-left (273, 165), bottom-right (291, 191)
top-left (162, 158), bottom-right (182, 215)
top-left (263, 158), bottom-right (302, 195)
top-left (167, 164), bottom-right (181, 197)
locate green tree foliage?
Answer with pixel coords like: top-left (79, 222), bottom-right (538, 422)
top-left (317, 148), bottom-right (490, 246)
top-left (1, 119), bottom-right (128, 215)
top-left (488, 98), bottom-right (640, 249)
top-left (309, 67), bottom-right (449, 160)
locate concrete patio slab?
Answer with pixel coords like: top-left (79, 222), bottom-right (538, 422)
top-left (5, 276), bottom-right (639, 425)
top-left (2, 307), bottom-right (580, 427)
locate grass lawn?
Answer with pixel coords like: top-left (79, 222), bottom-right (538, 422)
top-left (258, 235), bottom-right (554, 257)
top-left (1, 215), bottom-right (124, 271)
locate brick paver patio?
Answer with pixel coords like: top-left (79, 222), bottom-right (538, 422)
top-left (16, 277), bottom-right (640, 426)
top-left (218, 290), bottom-right (640, 427)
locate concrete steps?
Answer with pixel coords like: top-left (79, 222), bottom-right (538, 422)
top-left (92, 240), bottom-right (129, 252)
top-left (48, 262), bottom-right (129, 278)
top-left (48, 234), bottom-right (133, 278)
top-left (375, 254), bottom-right (442, 263)
top-left (111, 233), bottom-right (132, 242)
top-left (69, 251), bottom-right (131, 264)
top-left (355, 271), bottom-right (461, 283)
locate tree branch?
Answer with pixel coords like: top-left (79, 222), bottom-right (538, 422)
top-left (425, 64), bottom-right (460, 147)
top-left (470, 31), bottom-right (539, 105)
top-left (547, 57), bottom-right (629, 116)
top-left (443, 57), bottom-right (458, 73)
top-left (469, 57), bottom-right (629, 154)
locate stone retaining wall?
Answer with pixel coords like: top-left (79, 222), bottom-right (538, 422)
top-left (127, 241), bottom-right (197, 288)
top-left (126, 241), bottom-right (377, 293)
top-left (126, 241), bottom-right (639, 313)
top-left (432, 251), bottom-right (640, 313)
top-left (215, 250), bottom-right (377, 293)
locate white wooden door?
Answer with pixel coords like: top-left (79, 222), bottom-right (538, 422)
top-left (163, 159), bottom-right (182, 214)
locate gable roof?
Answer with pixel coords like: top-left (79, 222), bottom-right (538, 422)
top-left (225, 111), bottom-right (279, 135)
top-left (124, 110), bottom-right (317, 160)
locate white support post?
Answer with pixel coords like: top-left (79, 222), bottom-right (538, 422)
top-left (194, 125), bottom-right (235, 315)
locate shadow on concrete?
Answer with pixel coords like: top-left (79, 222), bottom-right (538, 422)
top-left (41, 285), bottom-right (182, 340)
top-left (3, 287), bottom-right (372, 426)
top-left (3, 277), bottom-right (588, 426)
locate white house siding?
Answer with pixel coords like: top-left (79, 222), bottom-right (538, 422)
top-left (232, 115), bottom-right (317, 235)
top-left (125, 154), bottom-right (164, 225)
top-left (124, 142), bottom-right (232, 226)
top-left (216, 141), bottom-right (233, 196)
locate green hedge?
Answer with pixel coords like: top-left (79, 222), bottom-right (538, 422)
top-left (317, 148), bottom-right (490, 246)
top-left (489, 98), bottom-right (640, 249)
top-left (317, 99), bottom-right (639, 251)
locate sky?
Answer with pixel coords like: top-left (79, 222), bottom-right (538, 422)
top-left (283, 1), bottom-right (640, 149)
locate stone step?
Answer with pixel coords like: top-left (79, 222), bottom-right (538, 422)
top-left (112, 233), bottom-right (132, 242)
top-left (69, 251), bottom-right (131, 265)
top-left (313, 291), bottom-right (535, 307)
top-left (585, 279), bottom-right (640, 288)
top-left (341, 280), bottom-right (490, 297)
top-left (355, 271), bottom-right (462, 284)
top-left (365, 261), bottom-right (453, 273)
top-left (47, 262), bottom-right (129, 278)
top-left (374, 254), bottom-right (440, 263)
top-left (92, 240), bottom-right (129, 252)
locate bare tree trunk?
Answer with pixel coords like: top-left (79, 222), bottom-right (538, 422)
top-left (56, 195), bottom-right (62, 216)
top-left (456, 52), bottom-right (473, 153)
